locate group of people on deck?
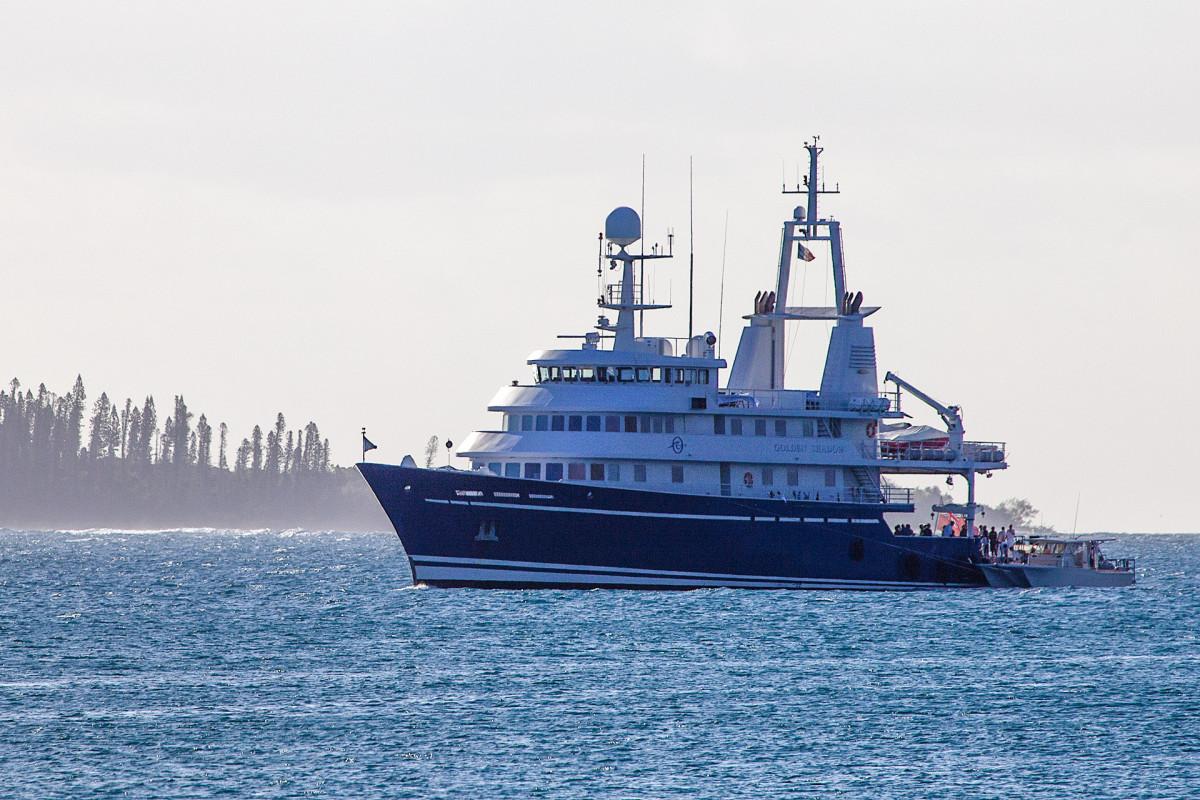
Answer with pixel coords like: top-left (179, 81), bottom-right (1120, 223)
top-left (974, 524), bottom-right (1017, 562)
top-left (896, 521), bottom-right (1019, 562)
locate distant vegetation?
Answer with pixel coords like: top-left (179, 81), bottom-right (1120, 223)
top-left (0, 376), bottom-right (385, 530)
top-left (890, 484), bottom-right (1054, 533)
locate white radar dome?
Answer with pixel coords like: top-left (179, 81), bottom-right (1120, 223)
top-left (605, 206), bottom-right (641, 247)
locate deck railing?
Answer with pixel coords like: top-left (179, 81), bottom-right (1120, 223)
top-left (774, 485), bottom-right (912, 505)
top-left (720, 389), bottom-right (898, 413)
top-left (872, 440), bottom-right (1006, 464)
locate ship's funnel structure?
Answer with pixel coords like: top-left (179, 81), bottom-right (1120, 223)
top-left (819, 316), bottom-right (879, 399)
top-left (726, 315), bottom-right (775, 390)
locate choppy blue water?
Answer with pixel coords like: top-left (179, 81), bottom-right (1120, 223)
top-left (1, 530), bottom-right (1197, 799)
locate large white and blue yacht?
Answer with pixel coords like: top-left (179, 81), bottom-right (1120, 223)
top-left (359, 140), bottom-right (1009, 589)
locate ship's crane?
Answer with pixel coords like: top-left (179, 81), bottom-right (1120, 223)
top-left (884, 371), bottom-right (984, 535)
top-left (883, 371), bottom-right (964, 456)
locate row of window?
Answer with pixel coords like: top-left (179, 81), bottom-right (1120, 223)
top-left (486, 461), bottom-right (686, 483)
top-left (482, 460), bottom-right (844, 491)
top-left (504, 413), bottom-right (841, 439)
top-left (717, 466), bottom-right (838, 488)
top-left (713, 416), bottom-right (839, 438)
top-left (505, 413), bottom-right (681, 434)
top-left (535, 365), bottom-right (711, 386)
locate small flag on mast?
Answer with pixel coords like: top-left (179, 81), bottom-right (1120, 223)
top-left (797, 242), bottom-right (816, 262)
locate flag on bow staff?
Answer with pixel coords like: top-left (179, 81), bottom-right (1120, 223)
top-left (361, 428), bottom-right (378, 462)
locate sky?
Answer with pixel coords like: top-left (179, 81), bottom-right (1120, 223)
top-left (2, 1), bottom-right (1198, 532)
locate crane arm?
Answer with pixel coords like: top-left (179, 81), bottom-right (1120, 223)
top-left (883, 371), bottom-right (964, 437)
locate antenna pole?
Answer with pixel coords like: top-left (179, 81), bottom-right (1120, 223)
top-left (717, 210), bottom-right (729, 360)
top-left (688, 156), bottom-right (694, 342)
top-left (639, 154), bottom-right (645, 339)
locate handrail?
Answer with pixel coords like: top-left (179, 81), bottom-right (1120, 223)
top-left (766, 485), bottom-right (911, 505)
top-left (717, 389), bottom-right (897, 413)
top-left (875, 439), bottom-right (1007, 464)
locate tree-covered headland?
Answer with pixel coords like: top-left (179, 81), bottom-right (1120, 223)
top-left (0, 376), bottom-right (385, 530)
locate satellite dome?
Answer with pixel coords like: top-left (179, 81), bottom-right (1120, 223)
top-left (605, 206), bottom-right (641, 247)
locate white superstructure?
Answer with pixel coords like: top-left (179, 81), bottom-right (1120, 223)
top-left (458, 140), bottom-right (1007, 529)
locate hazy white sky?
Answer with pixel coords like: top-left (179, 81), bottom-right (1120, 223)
top-left (3, 2), bottom-right (1198, 531)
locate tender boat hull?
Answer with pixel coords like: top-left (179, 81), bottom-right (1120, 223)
top-left (358, 463), bottom-right (987, 590)
top-left (980, 563), bottom-right (1135, 588)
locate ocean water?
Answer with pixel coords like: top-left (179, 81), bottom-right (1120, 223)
top-left (0, 530), bottom-right (1196, 799)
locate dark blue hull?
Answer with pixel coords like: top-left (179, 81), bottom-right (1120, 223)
top-left (357, 463), bottom-right (987, 590)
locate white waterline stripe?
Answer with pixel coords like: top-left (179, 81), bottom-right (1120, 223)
top-left (409, 554), bottom-right (974, 588)
top-left (414, 565), bottom-right (954, 591)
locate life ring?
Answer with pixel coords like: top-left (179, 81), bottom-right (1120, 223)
top-left (866, 421), bottom-right (877, 438)
top-left (743, 471), bottom-right (754, 488)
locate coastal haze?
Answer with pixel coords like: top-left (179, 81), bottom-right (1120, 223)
top-left (3, 2), bottom-right (1197, 531)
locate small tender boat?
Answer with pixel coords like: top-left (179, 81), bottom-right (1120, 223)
top-left (979, 537), bottom-right (1135, 588)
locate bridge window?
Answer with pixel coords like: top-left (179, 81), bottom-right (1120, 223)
top-left (624, 415), bottom-right (638, 433)
top-left (504, 463), bottom-right (520, 478)
top-left (651, 367), bottom-right (663, 382)
top-left (505, 415), bottom-right (518, 432)
top-left (524, 463), bottom-right (541, 480)
top-left (568, 415), bottom-right (583, 432)
top-left (665, 416), bottom-right (677, 434)
top-left (618, 367), bottom-right (635, 382)
top-left (731, 418), bottom-right (743, 436)
top-left (521, 415), bottom-right (533, 431)
top-left (787, 467), bottom-right (799, 486)
top-left (634, 464), bottom-right (647, 482)
top-left (604, 415), bottom-right (620, 432)
top-left (698, 368), bottom-right (710, 384)
top-left (713, 416), bottom-right (725, 435)
top-left (586, 415), bottom-right (601, 432)
top-left (754, 419), bottom-right (766, 436)
top-left (551, 415), bottom-right (564, 431)
top-left (590, 463), bottom-right (605, 481)
top-left (535, 415), bottom-right (548, 431)
top-left (639, 415), bottom-right (653, 433)
top-left (636, 367), bottom-right (651, 382)
top-left (562, 367), bottom-right (577, 382)
top-left (537, 366), bottom-right (550, 383)
top-left (546, 463), bottom-right (563, 481)
top-left (607, 464), bottom-right (621, 481)
top-left (775, 420), bottom-right (787, 437)
top-left (652, 416), bottom-right (664, 434)
top-left (579, 367), bottom-right (596, 382)
top-left (671, 465), bottom-right (684, 483)
top-left (487, 462), bottom-right (501, 476)
top-left (568, 463), bottom-right (585, 480)
top-left (762, 467), bottom-right (774, 486)
top-left (824, 468), bottom-right (837, 487)
top-left (802, 419), bottom-right (815, 437)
